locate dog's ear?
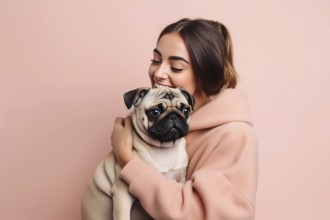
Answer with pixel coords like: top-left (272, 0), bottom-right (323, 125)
top-left (123, 87), bottom-right (151, 109)
top-left (179, 89), bottom-right (195, 111)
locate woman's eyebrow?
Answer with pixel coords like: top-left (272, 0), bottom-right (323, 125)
top-left (169, 56), bottom-right (190, 64)
top-left (153, 48), bottom-right (162, 56)
top-left (153, 48), bottom-right (190, 64)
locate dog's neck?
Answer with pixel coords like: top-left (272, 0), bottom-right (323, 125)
top-left (132, 131), bottom-right (188, 173)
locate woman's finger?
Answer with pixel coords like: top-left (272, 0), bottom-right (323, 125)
top-left (124, 116), bottom-right (132, 131)
top-left (114, 117), bottom-right (125, 128)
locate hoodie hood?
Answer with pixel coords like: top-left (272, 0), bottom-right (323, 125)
top-left (189, 89), bottom-right (253, 131)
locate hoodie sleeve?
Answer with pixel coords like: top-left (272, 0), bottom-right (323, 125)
top-left (120, 122), bottom-right (258, 220)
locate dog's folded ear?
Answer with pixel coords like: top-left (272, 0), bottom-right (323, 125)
top-left (123, 87), bottom-right (151, 109)
top-left (179, 89), bottom-right (195, 111)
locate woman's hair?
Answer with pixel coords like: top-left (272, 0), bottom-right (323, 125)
top-left (158, 18), bottom-right (238, 95)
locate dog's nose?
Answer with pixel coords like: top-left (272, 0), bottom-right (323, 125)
top-left (168, 112), bottom-right (179, 121)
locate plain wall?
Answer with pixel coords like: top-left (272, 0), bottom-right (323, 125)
top-left (1, 0), bottom-right (329, 219)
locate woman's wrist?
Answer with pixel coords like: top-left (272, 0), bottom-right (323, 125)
top-left (113, 147), bottom-right (133, 168)
top-left (117, 149), bottom-right (134, 168)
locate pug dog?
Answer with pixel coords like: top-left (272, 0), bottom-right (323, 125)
top-left (108, 86), bottom-right (194, 220)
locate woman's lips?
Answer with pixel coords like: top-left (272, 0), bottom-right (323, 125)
top-left (154, 83), bottom-right (173, 88)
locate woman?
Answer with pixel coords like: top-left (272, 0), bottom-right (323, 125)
top-left (82, 18), bottom-right (258, 220)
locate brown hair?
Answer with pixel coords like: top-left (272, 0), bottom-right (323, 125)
top-left (158, 18), bottom-right (238, 95)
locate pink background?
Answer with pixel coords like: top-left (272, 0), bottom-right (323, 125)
top-left (1, 0), bottom-right (329, 219)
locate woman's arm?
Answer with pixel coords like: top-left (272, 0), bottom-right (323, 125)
top-left (120, 123), bottom-right (258, 220)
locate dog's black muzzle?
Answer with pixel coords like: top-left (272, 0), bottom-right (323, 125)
top-left (149, 112), bottom-right (189, 142)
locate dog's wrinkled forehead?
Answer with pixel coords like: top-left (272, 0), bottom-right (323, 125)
top-left (123, 86), bottom-right (195, 110)
top-left (145, 87), bottom-right (186, 108)
top-left (162, 91), bottom-right (175, 100)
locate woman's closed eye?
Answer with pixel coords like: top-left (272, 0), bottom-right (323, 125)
top-left (151, 59), bottom-right (161, 65)
top-left (151, 59), bottom-right (183, 73)
top-left (171, 66), bottom-right (183, 73)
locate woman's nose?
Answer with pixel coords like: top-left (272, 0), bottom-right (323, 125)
top-left (153, 64), bottom-right (169, 80)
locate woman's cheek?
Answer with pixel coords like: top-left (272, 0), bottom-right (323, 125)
top-left (148, 65), bottom-right (154, 77)
top-left (148, 66), bottom-right (156, 86)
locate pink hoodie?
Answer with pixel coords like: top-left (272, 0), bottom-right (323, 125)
top-left (81, 88), bottom-right (258, 220)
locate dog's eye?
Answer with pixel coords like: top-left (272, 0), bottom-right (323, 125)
top-left (182, 107), bottom-right (190, 117)
top-left (148, 108), bottom-right (161, 118)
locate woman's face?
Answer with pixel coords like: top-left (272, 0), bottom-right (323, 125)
top-left (148, 33), bottom-right (197, 95)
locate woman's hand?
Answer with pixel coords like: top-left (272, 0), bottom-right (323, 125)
top-left (111, 116), bottom-right (134, 167)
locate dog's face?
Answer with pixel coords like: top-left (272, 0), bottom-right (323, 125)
top-left (124, 86), bottom-right (195, 147)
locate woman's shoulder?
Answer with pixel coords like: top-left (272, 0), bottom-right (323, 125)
top-left (204, 120), bottom-right (255, 144)
top-left (190, 88), bottom-right (253, 131)
top-left (187, 120), bottom-right (256, 159)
